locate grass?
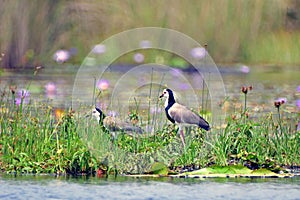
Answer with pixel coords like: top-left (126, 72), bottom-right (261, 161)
top-left (0, 80), bottom-right (299, 176)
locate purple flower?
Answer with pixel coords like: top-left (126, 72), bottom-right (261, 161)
top-left (297, 86), bottom-right (300, 93)
top-left (18, 89), bottom-right (30, 98)
top-left (133, 53), bottom-right (144, 63)
top-left (53, 49), bottom-right (70, 64)
top-left (15, 89), bottom-right (30, 105)
top-left (92, 44), bottom-right (106, 54)
top-left (97, 79), bottom-right (110, 90)
top-left (239, 65), bottom-right (250, 74)
top-left (296, 99), bottom-right (300, 109)
top-left (190, 47), bottom-right (207, 59)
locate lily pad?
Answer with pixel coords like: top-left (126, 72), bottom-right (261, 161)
top-left (186, 165), bottom-right (252, 175)
top-left (149, 162), bottom-right (168, 175)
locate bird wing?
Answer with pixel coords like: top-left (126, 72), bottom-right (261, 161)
top-left (169, 103), bottom-right (210, 130)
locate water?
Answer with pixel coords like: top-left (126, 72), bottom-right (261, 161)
top-left (1, 65), bottom-right (299, 115)
top-left (0, 175), bottom-right (300, 200)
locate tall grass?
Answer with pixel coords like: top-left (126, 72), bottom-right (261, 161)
top-left (1, 80), bottom-right (299, 175)
top-left (1, 0), bottom-right (298, 68)
top-left (0, 90), bottom-right (97, 175)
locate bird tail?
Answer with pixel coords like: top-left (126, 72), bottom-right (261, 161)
top-left (123, 125), bottom-right (144, 134)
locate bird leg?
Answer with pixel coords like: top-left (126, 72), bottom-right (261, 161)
top-left (179, 129), bottom-right (186, 147)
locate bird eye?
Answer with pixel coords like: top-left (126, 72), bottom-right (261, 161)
top-left (164, 91), bottom-right (166, 94)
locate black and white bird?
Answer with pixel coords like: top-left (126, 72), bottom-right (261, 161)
top-left (159, 88), bottom-right (210, 146)
top-left (91, 107), bottom-right (144, 138)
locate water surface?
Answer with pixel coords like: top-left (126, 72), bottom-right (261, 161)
top-left (1, 175), bottom-right (300, 200)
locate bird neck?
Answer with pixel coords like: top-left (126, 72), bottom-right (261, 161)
top-left (165, 93), bottom-right (176, 108)
top-left (98, 113), bottom-right (105, 123)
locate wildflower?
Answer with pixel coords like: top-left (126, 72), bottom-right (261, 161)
top-left (241, 86), bottom-right (248, 94)
top-left (97, 79), bottom-right (110, 91)
top-left (241, 85), bottom-right (252, 94)
top-left (297, 86), bottom-right (300, 93)
top-left (92, 44), bottom-right (106, 54)
top-left (190, 47), bottom-right (207, 59)
top-left (45, 82), bottom-right (56, 93)
top-left (15, 89), bottom-right (30, 105)
top-left (274, 98), bottom-right (286, 108)
top-left (277, 97), bottom-right (287, 104)
top-left (274, 101), bottom-right (281, 108)
top-left (18, 89), bottom-right (30, 99)
top-left (296, 99), bottom-right (300, 109)
top-left (45, 82), bottom-right (57, 98)
top-left (133, 53), bottom-right (144, 63)
top-left (54, 108), bottom-right (65, 121)
top-left (53, 49), bottom-right (70, 63)
top-left (239, 65), bottom-right (250, 74)
top-left (139, 40), bottom-right (151, 49)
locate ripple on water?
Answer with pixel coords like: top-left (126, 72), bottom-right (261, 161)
top-left (0, 176), bottom-right (300, 200)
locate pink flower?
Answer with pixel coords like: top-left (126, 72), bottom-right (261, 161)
top-left (53, 49), bottom-right (70, 63)
top-left (133, 53), bottom-right (144, 63)
top-left (45, 82), bottom-right (57, 98)
top-left (97, 79), bottom-right (110, 90)
top-left (277, 97), bottom-right (287, 104)
top-left (190, 47), bottom-right (207, 59)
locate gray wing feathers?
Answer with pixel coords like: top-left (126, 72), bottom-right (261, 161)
top-left (169, 103), bottom-right (210, 130)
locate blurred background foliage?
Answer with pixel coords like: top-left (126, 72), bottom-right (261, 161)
top-left (0, 0), bottom-right (300, 68)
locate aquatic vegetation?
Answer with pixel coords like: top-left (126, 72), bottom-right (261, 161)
top-left (0, 82), bottom-right (299, 176)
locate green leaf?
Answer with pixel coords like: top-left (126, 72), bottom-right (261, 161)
top-left (186, 165), bottom-right (252, 175)
top-left (149, 162), bottom-right (168, 175)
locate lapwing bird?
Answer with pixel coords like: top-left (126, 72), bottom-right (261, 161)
top-left (91, 107), bottom-right (144, 138)
top-left (159, 88), bottom-right (210, 146)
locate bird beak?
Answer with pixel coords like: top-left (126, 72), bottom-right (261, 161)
top-left (159, 93), bottom-right (164, 98)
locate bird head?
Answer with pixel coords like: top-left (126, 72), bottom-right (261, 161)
top-left (160, 88), bottom-right (176, 107)
top-left (92, 107), bottom-right (106, 123)
top-left (159, 88), bottom-right (171, 98)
